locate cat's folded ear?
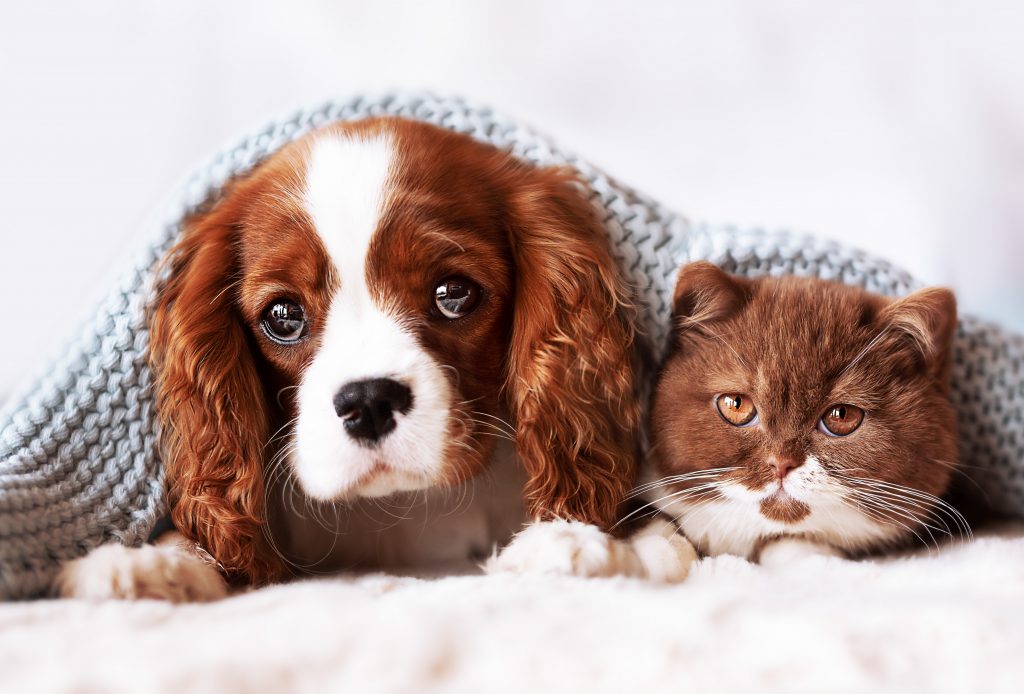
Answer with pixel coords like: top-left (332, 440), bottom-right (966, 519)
top-left (878, 286), bottom-right (958, 383)
top-left (671, 261), bottom-right (751, 336)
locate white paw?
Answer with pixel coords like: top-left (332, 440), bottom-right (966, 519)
top-left (486, 520), bottom-right (644, 578)
top-left (629, 518), bottom-right (698, 583)
top-left (757, 537), bottom-right (845, 568)
top-left (55, 543), bottom-right (228, 603)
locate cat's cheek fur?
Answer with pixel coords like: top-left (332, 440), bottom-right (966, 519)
top-left (660, 493), bottom-right (900, 560)
top-left (650, 456), bottom-right (902, 559)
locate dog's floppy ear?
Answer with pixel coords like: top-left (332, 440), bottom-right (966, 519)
top-left (150, 177), bottom-right (284, 585)
top-left (504, 168), bottom-right (641, 529)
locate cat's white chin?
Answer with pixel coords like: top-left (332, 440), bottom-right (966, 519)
top-left (647, 456), bottom-right (902, 560)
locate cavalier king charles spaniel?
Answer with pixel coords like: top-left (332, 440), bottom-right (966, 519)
top-left (56, 117), bottom-right (694, 601)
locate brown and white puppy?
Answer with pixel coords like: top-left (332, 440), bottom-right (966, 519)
top-left (56, 117), bottom-right (692, 600)
top-left (645, 262), bottom-right (963, 564)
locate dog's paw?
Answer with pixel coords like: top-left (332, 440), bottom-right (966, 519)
top-left (628, 518), bottom-right (698, 583)
top-left (54, 543), bottom-right (228, 603)
top-left (485, 520), bottom-right (644, 578)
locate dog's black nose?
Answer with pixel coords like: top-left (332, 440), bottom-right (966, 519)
top-left (333, 378), bottom-right (413, 443)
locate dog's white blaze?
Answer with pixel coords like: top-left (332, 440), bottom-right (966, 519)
top-left (650, 456), bottom-right (900, 558)
top-left (305, 134), bottom-right (392, 295)
top-left (293, 133), bottom-right (453, 500)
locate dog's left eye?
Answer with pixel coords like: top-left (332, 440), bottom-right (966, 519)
top-left (261, 299), bottom-right (308, 343)
top-left (434, 277), bottom-right (481, 319)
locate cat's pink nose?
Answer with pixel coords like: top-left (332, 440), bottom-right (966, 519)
top-left (769, 455), bottom-right (803, 479)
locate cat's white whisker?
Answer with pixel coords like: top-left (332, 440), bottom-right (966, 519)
top-left (614, 482), bottom-right (726, 528)
top-left (833, 493), bottom-right (925, 552)
top-left (625, 467), bottom-right (739, 500)
top-left (835, 326), bottom-right (892, 380)
top-left (669, 493), bottom-right (726, 544)
top-left (675, 318), bottom-right (746, 367)
top-left (834, 474), bottom-right (972, 542)
top-left (845, 492), bottom-right (937, 548)
top-left (843, 484), bottom-right (952, 535)
top-left (843, 489), bottom-right (950, 550)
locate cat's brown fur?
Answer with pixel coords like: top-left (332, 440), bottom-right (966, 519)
top-left (648, 262), bottom-right (962, 560)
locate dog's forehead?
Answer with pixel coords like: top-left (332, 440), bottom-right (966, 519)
top-left (300, 125), bottom-right (514, 302)
top-left (303, 132), bottom-right (396, 292)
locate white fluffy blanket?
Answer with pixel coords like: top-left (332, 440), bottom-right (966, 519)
top-left (4, 527), bottom-right (1023, 694)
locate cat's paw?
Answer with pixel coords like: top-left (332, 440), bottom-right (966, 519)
top-left (756, 537), bottom-right (845, 568)
top-left (486, 520), bottom-right (644, 578)
top-left (54, 543), bottom-right (228, 603)
top-left (629, 518), bottom-right (699, 583)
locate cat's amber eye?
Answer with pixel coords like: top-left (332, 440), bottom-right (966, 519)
top-left (819, 404), bottom-right (865, 437)
top-left (716, 394), bottom-right (757, 426)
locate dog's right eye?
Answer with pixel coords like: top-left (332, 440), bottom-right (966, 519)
top-left (434, 277), bottom-right (481, 319)
top-left (261, 299), bottom-right (308, 344)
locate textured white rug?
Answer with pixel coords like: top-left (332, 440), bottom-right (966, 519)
top-left (3, 527), bottom-right (1023, 694)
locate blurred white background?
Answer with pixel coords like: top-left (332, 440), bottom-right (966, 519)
top-left (1, 1), bottom-right (1022, 396)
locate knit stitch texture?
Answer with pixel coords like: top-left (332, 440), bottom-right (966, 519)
top-left (1, 92), bottom-right (1021, 599)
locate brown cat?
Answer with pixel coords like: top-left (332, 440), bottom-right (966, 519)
top-left (645, 261), bottom-right (965, 563)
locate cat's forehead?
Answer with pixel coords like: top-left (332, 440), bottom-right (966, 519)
top-left (710, 278), bottom-right (887, 396)
top-left (775, 278), bottom-right (875, 332)
top-left (751, 279), bottom-right (876, 335)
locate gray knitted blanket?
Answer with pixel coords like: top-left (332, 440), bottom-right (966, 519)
top-left (1, 93), bottom-right (1021, 600)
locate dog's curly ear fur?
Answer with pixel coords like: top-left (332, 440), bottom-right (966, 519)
top-left (150, 180), bottom-right (284, 585)
top-left (505, 169), bottom-right (642, 529)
